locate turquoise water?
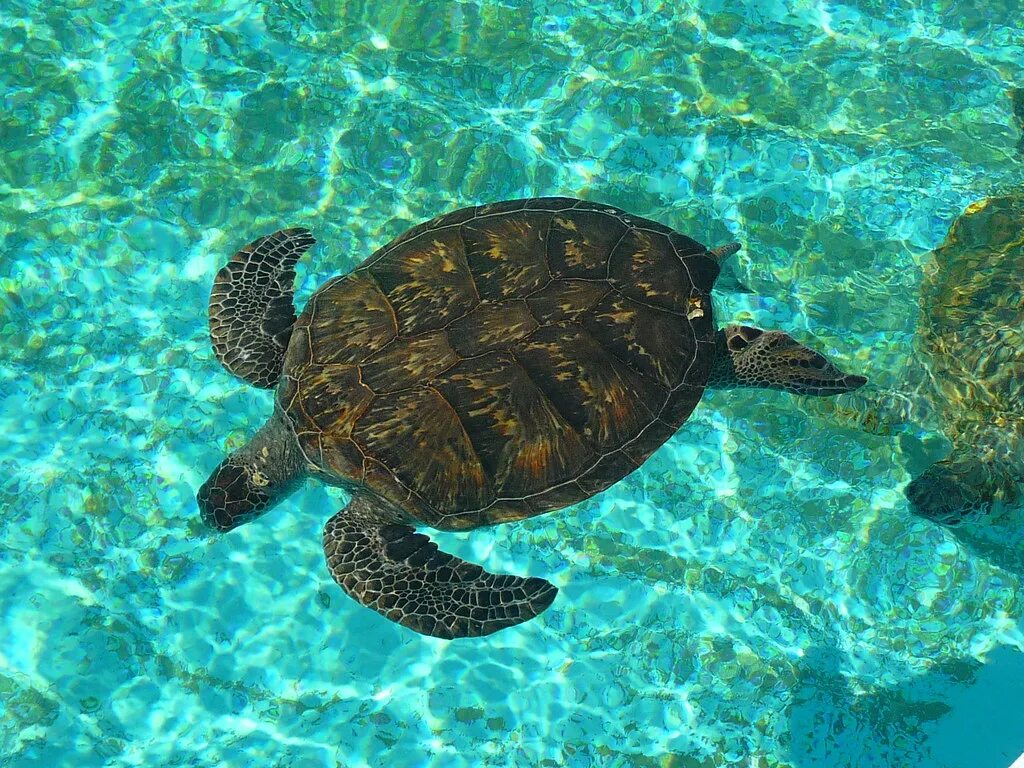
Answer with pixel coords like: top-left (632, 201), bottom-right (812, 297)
top-left (3, 1), bottom-right (1024, 766)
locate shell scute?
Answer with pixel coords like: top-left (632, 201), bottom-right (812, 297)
top-left (447, 300), bottom-right (539, 357)
top-left (670, 230), bottom-right (712, 259)
top-left (585, 291), bottom-right (698, 389)
top-left (360, 331), bottom-right (459, 393)
top-left (609, 227), bottom-right (701, 314)
top-left (307, 273), bottom-right (396, 365)
top-left (351, 387), bottom-right (493, 517)
top-left (526, 279), bottom-right (610, 325)
top-left (575, 451), bottom-right (641, 496)
top-left (512, 323), bottom-right (665, 451)
top-left (431, 352), bottom-right (595, 498)
top-left (461, 211), bottom-right (550, 299)
top-left (546, 208), bottom-right (626, 279)
top-left (364, 226), bottom-right (477, 334)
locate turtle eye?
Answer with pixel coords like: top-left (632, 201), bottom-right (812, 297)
top-left (727, 326), bottom-right (763, 352)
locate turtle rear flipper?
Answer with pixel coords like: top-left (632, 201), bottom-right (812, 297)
top-left (209, 228), bottom-right (315, 388)
top-left (709, 325), bottom-right (867, 396)
top-left (323, 497), bottom-right (557, 639)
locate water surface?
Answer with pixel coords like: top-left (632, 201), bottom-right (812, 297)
top-left (3, 1), bottom-right (1024, 766)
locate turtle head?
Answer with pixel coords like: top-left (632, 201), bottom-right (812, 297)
top-left (196, 411), bottom-right (306, 532)
top-left (197, 459), bottom-right (279, 532)
top-left (709, 325), bottom-right (868, 396)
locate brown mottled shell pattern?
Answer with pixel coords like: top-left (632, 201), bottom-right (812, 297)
top-left (918, 194), bottom-right (1024, 415)
top-left (278, 198), bottom-right (721, 530)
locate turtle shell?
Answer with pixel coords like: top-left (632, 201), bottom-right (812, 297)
top-left (278, 198), bottom-right (721, 530)
top-left (918, 194), bottom-right (1024, 417)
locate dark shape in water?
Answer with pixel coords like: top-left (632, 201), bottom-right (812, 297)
top-left (195, 197), bottom-right (866, 638)
top-left (828, 195), bottom-right (1024, 525)
top-left (789, 644), bottom-right (1024, 767)
top-left (1010, 87), bottom-right (1024, 155)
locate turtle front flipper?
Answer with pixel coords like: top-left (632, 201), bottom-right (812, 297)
top-left (906, 421), bottom-right (1022, 525)
top-left (708, 325), bottom-right (867, 396)
top-left (905, 457), bottom-right (997, 525)
top-left (209, 228), bottom-right (316, 388)
top-left (323, 497), bottom-right (557, 639)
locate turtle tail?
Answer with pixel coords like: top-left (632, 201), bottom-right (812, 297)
top-left (708, 325), bottom-right (867, 396)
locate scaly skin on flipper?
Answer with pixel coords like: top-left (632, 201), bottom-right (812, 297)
top-left (707, 325), bottom-right (868, 395)
top-left (905, 416), bottom-right (1023, 525)
top-left (197, 197), bottom-right (866, 638)
top-left (323, 496), bottom-right (557, 639)
top-left (209, 228), bottom-right (316, 388)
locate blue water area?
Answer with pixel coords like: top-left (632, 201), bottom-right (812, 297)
top-left (3, 1), bottom-right (1024, 766)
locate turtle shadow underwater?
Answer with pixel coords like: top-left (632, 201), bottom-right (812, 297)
top-left (788, 643), bottom-right (1024, 768)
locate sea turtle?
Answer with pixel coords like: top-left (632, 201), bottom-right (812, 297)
top-left (822, 194), bottom-right (1023, 525)
top-left (1010, 87), bottom-right (1024, 155)
top-left (196, 197), bottom-right (866, 638)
